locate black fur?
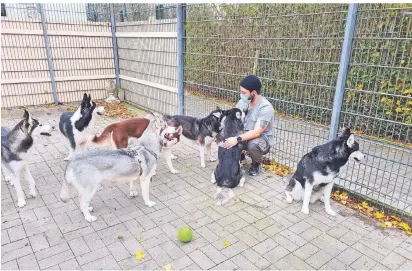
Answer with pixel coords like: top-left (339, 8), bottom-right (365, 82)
top-left (164, 107), bottom-right (224, 145)
top-left (288, 128), bottom-right (360, 190)
top-left (59, 112), bottom-right (76, 150)
top-left (214, 108), bottom-right (244, 188)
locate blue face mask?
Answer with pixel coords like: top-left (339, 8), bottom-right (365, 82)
top-left (240, 93), bottom-right (250, 103)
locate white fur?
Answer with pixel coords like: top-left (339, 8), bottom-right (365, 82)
top-left (7, 161), bottom-right (37, 208)
top-left (351, 150), bottom-right (366, 161)
top-left (64, 104), bottom-right (104, 161)
top-left (346, 134), bottom-right (355, 148)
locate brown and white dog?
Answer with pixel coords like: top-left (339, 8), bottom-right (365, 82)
top-left (90, 118), bottom-right (150, 149)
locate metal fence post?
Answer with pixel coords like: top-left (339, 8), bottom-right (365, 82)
top-left (177, 4), bottom-right (185, 115)
top-left (37, 4), bottom-right (58, 105)
top-left (110, 4), bottom-right (120, 88)
top-left (122, 4), bottom-right (127, 22)
top-left (328, 4), bottom-right (359, 140)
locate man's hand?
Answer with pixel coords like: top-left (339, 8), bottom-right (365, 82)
top-left (222, 137), bottom-right (238, 149)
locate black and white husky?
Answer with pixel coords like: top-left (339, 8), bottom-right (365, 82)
top-left (59, 93), bottom-right (104, 161)
top-left (285, 128), bottom-right (366, 216)
top-left (164, 107), bottom-right (224, 168)
top-left (211, 108), bottom-right (245, 206)
top-left (1, 110), bottom-right (40, 207)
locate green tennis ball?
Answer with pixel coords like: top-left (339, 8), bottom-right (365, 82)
top-left (178, 226), bottom-right (193, 243)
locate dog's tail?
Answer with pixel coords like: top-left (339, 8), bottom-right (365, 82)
top-left (214, 187), bottom-right (235, 206)
top-left (89, 123), bottom-right (116, 146)
top-left (60, 168), bottom-right (74, 203)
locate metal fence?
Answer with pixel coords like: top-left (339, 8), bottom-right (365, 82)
top-left (181, 3), bottom-right (412, 217)
top-left (1, 3), bottom-right (114, 107)
top-left (1, 3), bottom-right (411, 218)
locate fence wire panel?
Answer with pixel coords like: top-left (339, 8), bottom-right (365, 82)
top-left (43, 4), bottom-right (113, 103)
top-left (185, 3), bottom-right (412, 217)
top-left (116, 4), bottom-right (178, 115)
top-left (1, 3), bottom-right (53, 107)
top-left (184, 4), bottom-right (347, 167)
top-left (1, 3), bottom-right (114, 108)
top-left (338, 4), bottom-right (412, 216)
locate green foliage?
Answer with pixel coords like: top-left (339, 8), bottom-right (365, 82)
top-left (185, 3), bottom-right (412, 143)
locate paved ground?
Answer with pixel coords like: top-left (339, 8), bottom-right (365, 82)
top-left (185, 95), bottom-right (412, 215)
top-left (1, 105), bottom-right (412, 270)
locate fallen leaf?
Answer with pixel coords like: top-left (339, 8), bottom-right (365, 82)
top-left (223, 241), bottom-right (230, 247)
top-left (374, 212), bottom-right (385, 219)
top-left (399, 222), bottom-right (411, 231)
top-left (117, 235), bottom-right (124, 240)
top-left (135, 250), bottom-right (145, 261)
top-left (139, 237), bottom-right (145, 243)
top-left (164, 263), bottom-right (172, 271)
top-left (361, 201), bottom-right (368, 208)
top-left (185, 164), bottom-right (192, 167)
top-left (381, 221), bottom-right (393, 228)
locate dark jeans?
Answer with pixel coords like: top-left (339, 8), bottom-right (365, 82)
top-left (242, 135), bottom-right (271, 164)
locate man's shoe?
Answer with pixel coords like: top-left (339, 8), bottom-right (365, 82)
top-left (248, 163), bottom-right (261, 176)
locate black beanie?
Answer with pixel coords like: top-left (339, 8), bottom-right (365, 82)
top-left (240, 75), bottom-right (261, 93)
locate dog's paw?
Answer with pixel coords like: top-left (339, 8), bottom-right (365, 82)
top-left (208, 157), bottom-right (217, 162)
top-left (85, 215), bottom-right (97, 222)
top-left (88, 207), bottom-right (94, 212)
top-left (29, 188), bottom-right (37, 198)
top-left (146, 201), bottom-right (157, 207)
top-left (286, 196), bottom-right (293, 204)
top-left (17, 199), bottom-right (26, 208)
top-left (129, 190), bottom-right (138, 198)
top-left (301, 207), bottom-right (310, 215)
top-left (201, 163), bottom-right (206, 168)
top-left (152, 171), bottom-right (157, 176)
top-left (170, 169), bottom-right (179, 174)
top-left (64, 156), bottom-right (71, 161)
top-left (320, 196), bottom-right (325, 203)
top-left (4, 176), bottom-right (11, 182)
top-left (171, 154), bottom-right (177, 160)
top-left (326, 209), bottom-right (336, 216)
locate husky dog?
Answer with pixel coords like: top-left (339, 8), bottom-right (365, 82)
top-left (211, 108), bottom-right (245, 206)
top-left (164, 107), bottom-right (224, 168)
top-left (1, 110), bottom-right (40, 207)
top-left (59, 93), bottom-right (104, 161)
top-left (284, 128), bottom-right (366, 216)
top-left (59, 112), bottom-right (180, 222)
top-left (88, 118), bottom-right (150, 149)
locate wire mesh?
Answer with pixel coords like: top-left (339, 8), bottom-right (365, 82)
top-left (339, 4), bottom-right (412, 216)
top-left (1, 3), bottom-right (114, 107)
top-left (184, 3), bottom-right (412, 217)
top-left (115, 4), bottom-right (178, 114)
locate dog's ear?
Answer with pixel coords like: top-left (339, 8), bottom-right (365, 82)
top-left (82, 93), bottom-right (88, 102)
top-left (23, 109), bottom-right (29, 120)
top-left (213, 111), bottom-right (222, 119)
top-left (235, 111), bottom-right (242, 120)
top-left (176, 125), bottom-right (183, 135)
top-left (346, 134), bottom-right (355, 148)
top-left (216, 106), bottom-right (221, 111)
top-left (87, 94), bottom-right (92, 106)
top-left (339, 128), bottom-right (351, 138)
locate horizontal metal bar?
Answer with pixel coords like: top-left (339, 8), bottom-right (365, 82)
top-left (340, 110), bottom-right (412, 127)
top-left (1, 74), bottom-right (116, 84)
top-left (185, 36), bottom-right (344, 40)
top-left (345, 88), bottom-right (412, 99)
top-left (116, 32), bottom-right (177, 38)
top-left (185, 68), bottom-right (336, 89)
top-left (1, 28), bottom-right (112, 37)
top-left (120, 74), bottom-right (177, 93)
top-left (185, 52), bottom-right (340, 65)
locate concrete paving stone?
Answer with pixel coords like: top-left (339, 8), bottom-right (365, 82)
top-left (2, 108), bottom-right (412, 271)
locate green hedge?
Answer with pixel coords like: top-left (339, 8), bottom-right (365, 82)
top-left (185, 4), bottom-right (412, 143)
